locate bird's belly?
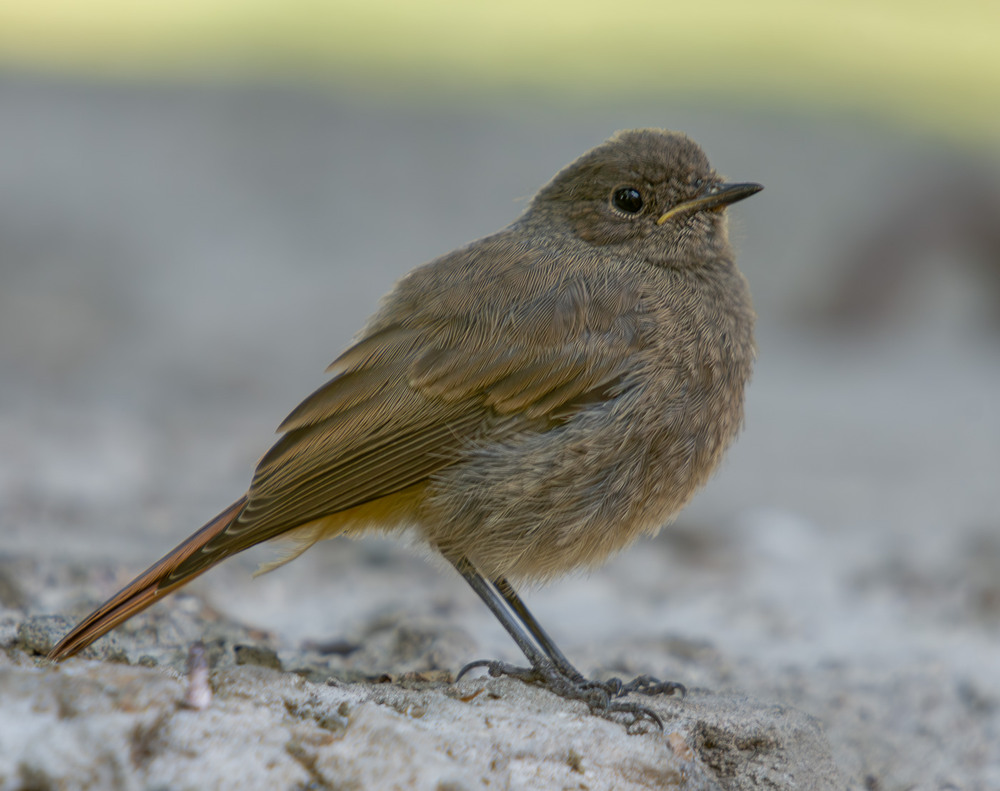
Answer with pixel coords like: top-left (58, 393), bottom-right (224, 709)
top-left (420, 382), bottom-right (738, 581)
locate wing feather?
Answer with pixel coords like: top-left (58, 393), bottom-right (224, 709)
top-left (222, 244), bottom-right (647, 550)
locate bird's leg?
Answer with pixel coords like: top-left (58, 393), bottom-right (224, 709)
top-left (449, 557), bottom-right (678, 730)
top-left (450, 557), bottom-right (552, 676)
top-left (491, 576), bottom-right (584, 681)
top-left (493, 575), bottom-right (684, 700)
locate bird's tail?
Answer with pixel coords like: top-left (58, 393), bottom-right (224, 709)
top-left (47, 497), bottom-right (248, 661)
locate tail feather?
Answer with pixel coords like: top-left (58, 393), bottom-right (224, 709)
top-left (47, 497), bottom-right (248, 661)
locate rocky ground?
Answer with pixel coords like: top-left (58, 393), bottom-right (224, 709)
top-left (1, 71), bottom-right (999, 790)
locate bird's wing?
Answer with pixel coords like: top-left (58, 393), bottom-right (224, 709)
top-left (198, 245), bottom-right (647, 563)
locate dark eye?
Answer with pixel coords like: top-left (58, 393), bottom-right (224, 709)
top-left (611, 187), bottom-right (643, 214)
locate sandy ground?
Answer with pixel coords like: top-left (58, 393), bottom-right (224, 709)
top-left (1, 71), bottom-right (999, 790)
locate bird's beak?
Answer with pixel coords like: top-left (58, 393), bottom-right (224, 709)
top-left (656, 182), bottom-right (763, 225)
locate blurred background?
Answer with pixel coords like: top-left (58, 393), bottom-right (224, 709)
top-left (1, 2), bottom-right (998, 785)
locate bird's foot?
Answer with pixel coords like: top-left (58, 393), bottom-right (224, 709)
top-left (596, 673), bottom-right (686, 698)
top-left (457, 660), bottom-right (683, 732)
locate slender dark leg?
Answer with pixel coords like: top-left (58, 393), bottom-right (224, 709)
top-left (448, 555), bottom-right (677, 730)
top-left (493, 576), bottom-right (581, 680)
top-left (494, 575), bottom-right (684, 698)
top-left (449, 557), bottom-right (551, 671)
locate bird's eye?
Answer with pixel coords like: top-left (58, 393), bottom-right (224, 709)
top-left (692, 178), bottom-right (704, 190)
top-left (611, 187), bottom-right (643, 214)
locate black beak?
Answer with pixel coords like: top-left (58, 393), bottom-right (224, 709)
top-left (657, 182), bottom-right (763, 225)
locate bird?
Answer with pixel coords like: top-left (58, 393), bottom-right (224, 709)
top-left (48, 128), bottom-right (761, 727)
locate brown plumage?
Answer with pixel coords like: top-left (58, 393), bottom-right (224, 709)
top-left (48, 129), bottom-right (760, 720)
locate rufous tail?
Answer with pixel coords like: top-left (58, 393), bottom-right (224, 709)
top-left (47, 497), bottom-right (248, 661)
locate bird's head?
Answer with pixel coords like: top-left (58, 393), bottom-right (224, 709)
top-left (531, 129), bottom-right (761, 268)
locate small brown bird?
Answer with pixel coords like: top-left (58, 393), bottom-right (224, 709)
top-left (49, 129), bottom-right (760, 725)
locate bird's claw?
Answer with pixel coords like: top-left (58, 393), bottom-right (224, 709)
top-left (599, 673), bottom-right (687, 698)
top-left (457, 659), bottom-right (683, 731)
